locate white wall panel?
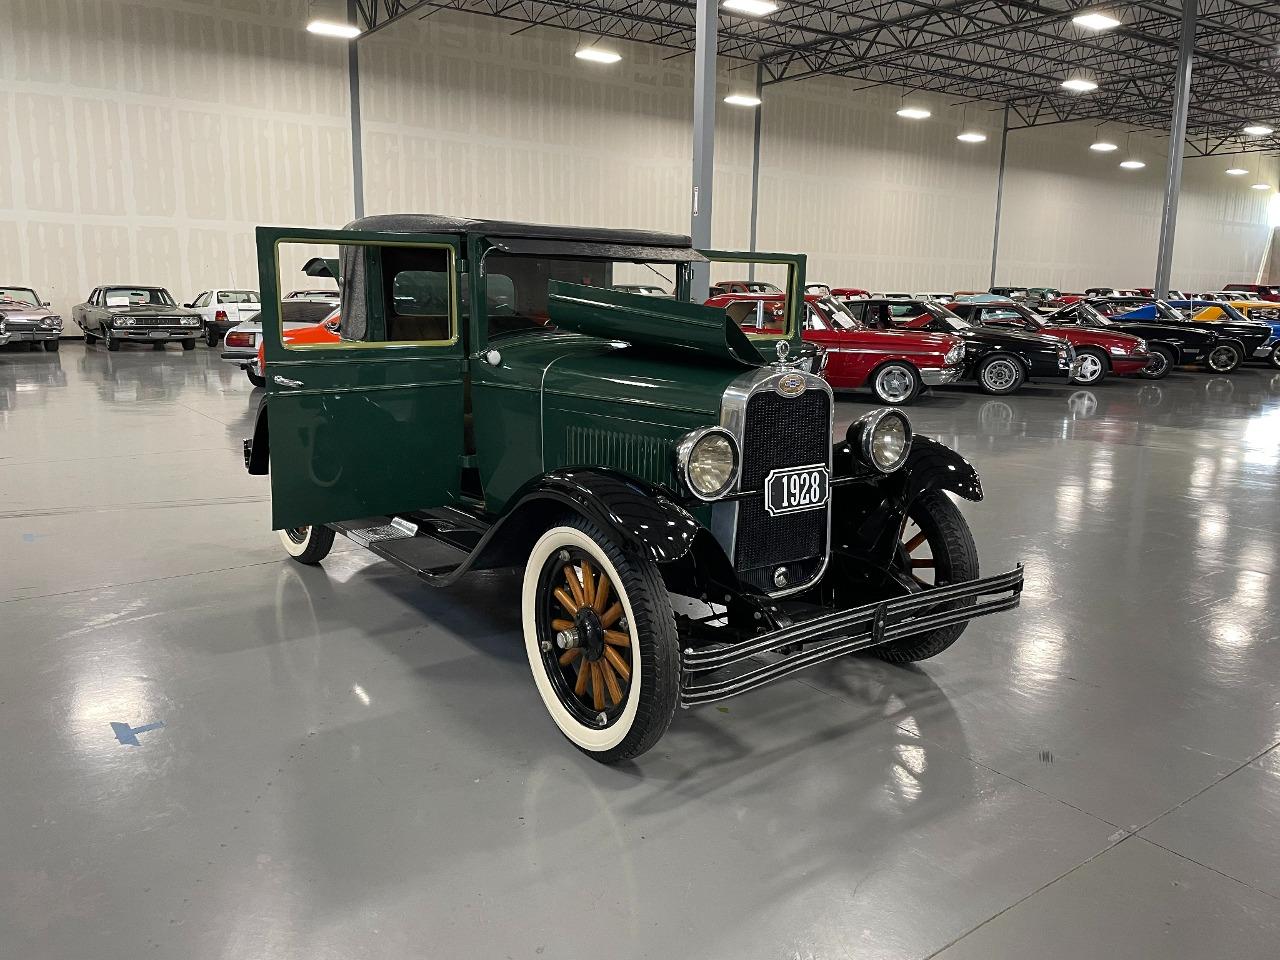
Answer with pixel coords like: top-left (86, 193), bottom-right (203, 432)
top-left (2, 1), bottom-right (1276, 317)
top-left (1, 0), bottom-right (354, 317)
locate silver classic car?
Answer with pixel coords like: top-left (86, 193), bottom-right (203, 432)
top-left (0, 286), bottom-right (64, 351)
top-left (72, 285), bottom-right (203, 351)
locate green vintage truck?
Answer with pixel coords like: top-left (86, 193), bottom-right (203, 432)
top-left (244, 214), bottom-right (1023, 763)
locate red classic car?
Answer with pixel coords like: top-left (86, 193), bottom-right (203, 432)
top-left (829, 287), bottom-right (870, 300)
top-left (707, 292), bottom-right (965, 405)
top-left (947, 299), bottom-right (1151, 384)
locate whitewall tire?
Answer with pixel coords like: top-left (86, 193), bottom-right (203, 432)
top-left (521, 519), bottom-right (679, 763)
top-left (278, 524), bottom-right (335, 565)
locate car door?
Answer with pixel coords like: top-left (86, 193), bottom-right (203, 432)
top-left (259, 226), bottom-right (467, 531)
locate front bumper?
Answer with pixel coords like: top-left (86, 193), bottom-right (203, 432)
top-left (679, 565), bottom-right (1024, 707)
top-left (4, 325), bottom-right (61, 342)
top-left (113, 326), bottom-right (198, 341)
top-left (920, 364), bottom-right (964, 386)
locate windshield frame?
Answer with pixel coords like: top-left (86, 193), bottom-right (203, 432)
top-left (0, 286), bottom-right (40, 306)
top-left (103, 286), bottom-right (177, 308)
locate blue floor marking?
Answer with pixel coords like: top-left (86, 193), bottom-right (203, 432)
top-left (111, 721), bottom-right (165, 746)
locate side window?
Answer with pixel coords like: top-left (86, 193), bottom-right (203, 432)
top-left (278, 241), bottom-right (455, 348)
top-left (842, 302), bottom-right (867, 325)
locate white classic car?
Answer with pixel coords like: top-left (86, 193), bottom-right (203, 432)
top-left (221, 300), bottom-right (339, 386)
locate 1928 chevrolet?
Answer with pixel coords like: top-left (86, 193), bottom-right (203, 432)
top-left (244, 215), bottom-right (1023, 763)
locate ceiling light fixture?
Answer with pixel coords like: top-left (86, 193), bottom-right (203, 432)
top-left (957, 131), bottom-right (988, 143)
top-left (1120, 159), bottom-right (1146, 169)
top-left (1090, 140), bottom-right (1118, 152)
top-left (1250, 182), bottom-right (1272, 191)
top-left (1062, 77), bottom-right (1099, 93)
top-left (575, 46), bottom-right (621, 64)
top-left (721, 0), bottom-right (779, 15)
top-left (1073, 11), bottom-right (1121, 30)
top-left (1242, 124), bottom-right (1274, 136)
top-left (724, 93), bottom-right (762, 107)
top-left (1225, 166), bottom-right (1249, 175)
top-left (306, 19), bottom-right (362, 38)
top-left (897, 106), bottom-right (931, 120)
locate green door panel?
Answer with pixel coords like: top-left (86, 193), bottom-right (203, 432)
top-left (257, 225), bottom-right (466, 531)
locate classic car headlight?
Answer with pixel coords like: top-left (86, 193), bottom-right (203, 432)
top-left (114, 316), bottom-right (135, 327)
top-left (848, 408), bottom-right (912, 473)
top-left (180, 317), bottom-right (199, 326)
top-left (676, 426), bottom-right (739, 500)
top-left (1134, 339), bottom-right (1147, 353)
top-left (944, 342), bottom-right (965, 364)
top-left (39, 315), bottom-right (62, 329)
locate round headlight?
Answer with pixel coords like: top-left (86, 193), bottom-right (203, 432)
top-left (848, 409), bottom-right (913, 473)
top-left (677, 427), bottom-right (739, 500)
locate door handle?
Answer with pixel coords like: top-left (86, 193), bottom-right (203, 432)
top-left (273, 376), bottom-right (303, 389)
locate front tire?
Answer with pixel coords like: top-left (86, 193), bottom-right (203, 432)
top-left (205, 327), bottom-right (220, 347)
top-left (1139, 344), bottom-right (1174, 379)
top-left (1071, 348), bottom-right (1107, 385)
top-left (278, 525), bottom-right (335, 565)
top-left (976, 354), bottom-right (1024, 394)
top-left (105, 327), bottom-right (120, 352)
top-left (522, 518), bottom-right (679, 764)
top-left (1269, 345), bottom-right (1280, 370)
top-left (182, 338), bottom-right (195, 351)
top-left (43, 339), bottom-right (60, 352)
top-left (874, 490), bottom-right (979, 663)
top-left (1205, 342), bottom-right (1241, 373)
top-left (870, 362), bottom-right (921, 405)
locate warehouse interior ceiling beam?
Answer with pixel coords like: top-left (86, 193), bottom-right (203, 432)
top-left (350, 0), bottom-right (1280, 157)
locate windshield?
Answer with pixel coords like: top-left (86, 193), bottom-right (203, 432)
top-left (1075, 302), bottom-right (1115, 326)
top-left (985, 304), bottom-right (1041, 325)
top-left (484, 254), bottom-right (680, 339)
top-left (104, 287), bottom-right (175, 307)
top-left (218, 290), bottom-right (260, 304)
top-left (893, 300), bottom-right (971, 328)
top-left (0, 287), bottom-right (39, 305)
top-left (816, 296), bottom-right (864, 331)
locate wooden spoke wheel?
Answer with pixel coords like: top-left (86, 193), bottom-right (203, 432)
top-left (521, 520), bottom-right (680, 763)
top-left (539, 547), bottom-right (634, 725)
top-left (875, 491), bottom-right (979, 664)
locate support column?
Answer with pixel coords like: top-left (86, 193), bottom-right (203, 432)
top-left (747, 62), bottom-right (763, 282)
top-left (689, 0), bottom-right (718, 299)
top-left (348, 0), bottom-right (366, 219)
top-left (1155, 0), bottom-right (1197, 298)
top-left (989, 104), bottom-right (1009, 289)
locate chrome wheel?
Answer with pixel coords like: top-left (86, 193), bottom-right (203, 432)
top-left (1073, 353), bottom-right (1104, 384)
top-left (979, 357), bottom-right (1019, 393)
top-left (873, 363), bottom-right (918, 404)
top-left (1207, 344), bottom-right (1239, 372)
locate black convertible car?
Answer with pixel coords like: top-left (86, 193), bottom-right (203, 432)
top-left (862, 298), bottom-right (1078, 394)
top-left (1043, 299), bottom-right (1245, 376)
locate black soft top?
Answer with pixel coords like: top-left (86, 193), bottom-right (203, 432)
top-left (343, 213), bottom-right (691, 249)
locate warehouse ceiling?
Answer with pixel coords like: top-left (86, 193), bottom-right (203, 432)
top-left (353, 0), bottom-right (1280, 156)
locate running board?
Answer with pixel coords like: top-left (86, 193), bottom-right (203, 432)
top-left (329, 515), bottom-right (476, 582)
top-left (679, 565), bottom-right (1024, 708)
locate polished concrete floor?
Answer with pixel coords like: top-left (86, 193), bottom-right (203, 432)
top-left (2, 341), bottom-right (1278, 959)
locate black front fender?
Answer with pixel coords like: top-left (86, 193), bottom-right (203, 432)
top-left (469, 468), bottom-right (702, 571)
top-left (829, 435), bottom-right (981, 576)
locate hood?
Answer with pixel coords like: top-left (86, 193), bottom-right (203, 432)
top-left (959, 327), bottom-right (1062, 351)
top-left (0, 302), bottom-right (55, 323)
top-left (548, 282), bottom-right (777, 367)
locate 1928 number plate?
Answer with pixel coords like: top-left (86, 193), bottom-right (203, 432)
top-left (764, 464), bottom-right (830, 517)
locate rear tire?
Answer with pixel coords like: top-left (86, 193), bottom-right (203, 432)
top-left (205, 328), bottom-right (220, 347)
top-left (522, 518), bottom-right (679, 764)
top-left (874, 490), bottom-right (979, 663)
top-left (278, 525), bottom-right (335, 565)
top-left (1139, 344), bottom-right (1174, 379)
top-left (1205, 342), bottom-right (1241, 373)
top-left (1071, 348), bottom-right (1107, 385)
top-left (976, 354), bottom-right (1024, 394)
top-left (870, 362), bottom-right (921, 405)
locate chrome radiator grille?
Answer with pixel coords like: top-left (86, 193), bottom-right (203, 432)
top-left (733, 388), bottom-right (830, 592)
